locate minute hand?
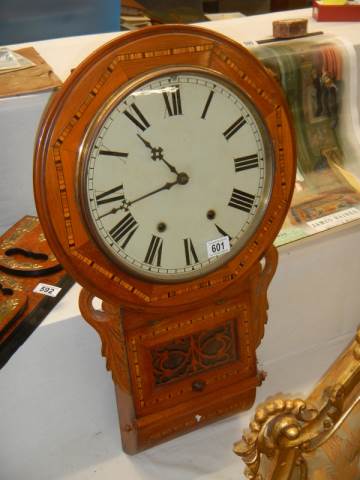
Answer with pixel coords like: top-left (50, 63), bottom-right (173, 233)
top-left (98, 174), bottom-right (188, 220)
top-left (129, 179), bottom-right (179, 206)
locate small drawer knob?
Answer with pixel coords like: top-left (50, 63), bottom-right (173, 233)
top-left (192, 380), bottom-right (206, 392)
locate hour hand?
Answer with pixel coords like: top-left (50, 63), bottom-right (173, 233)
top-left (137, 134), bottom-right (178, 175)
top-left (137, 133), bottom-right (164, 161)
top-left (137, 133), bottom-right (154, 151)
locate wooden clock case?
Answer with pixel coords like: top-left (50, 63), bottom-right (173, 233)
top-left (34, 25), bottom-right (296, 453)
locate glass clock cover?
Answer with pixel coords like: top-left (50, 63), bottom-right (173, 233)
top-left (80, 69), bottom-right (274, 282)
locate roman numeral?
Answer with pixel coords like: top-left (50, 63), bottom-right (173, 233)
top-left (184, 238), bottom-right (199, 266)
top-left (96, 184), bottom-right (124, 206)
top-left (201, 90), bottom-right (214, 119)
top-left (228, 189), bottom-right (255, 213)
top-left (163, 86), bottom-right (182, 116)
top-left (99, 150), bottom-right (128, 158)
top-left (234, 154), bottom-right (259, 172)
top-left (123, 103), bottom-right (150, 131)
top-left (144, 235), bottom-right (163, 266)
top-left (109, 213), bottom-right (138, 248)
top-left (215, 224), bottom-right (232, 240)
top-left (223, 116), bottom-right (246, 140)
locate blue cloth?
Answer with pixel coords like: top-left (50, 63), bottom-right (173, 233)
top-left (0, 0), bottom-right (120, 45)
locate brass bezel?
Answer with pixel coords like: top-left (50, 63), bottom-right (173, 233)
top-left (77, 65), bottom-right (275, 283)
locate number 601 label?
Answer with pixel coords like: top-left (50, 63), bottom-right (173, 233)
top-left (206, 236), bottom-right (231, 259)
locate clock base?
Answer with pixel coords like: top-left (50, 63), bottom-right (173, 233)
top-left (115, 376), bottom-right (260, 454)
top-left (79, 247), bottom-right (277, 454)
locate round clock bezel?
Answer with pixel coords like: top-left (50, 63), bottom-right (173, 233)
top-left (34, 24), bottom-right (296, 309)
top-left (78, 65), bottom-right (275, 284)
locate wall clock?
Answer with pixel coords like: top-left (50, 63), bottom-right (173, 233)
top-left (34, 24), bottom-right (296, 453)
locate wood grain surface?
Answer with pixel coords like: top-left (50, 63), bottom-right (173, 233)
top-left (34, 25), bottom-right (296, 452)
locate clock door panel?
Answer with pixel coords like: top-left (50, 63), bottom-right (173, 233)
top-left (126, 298), bottom-right (257, 416)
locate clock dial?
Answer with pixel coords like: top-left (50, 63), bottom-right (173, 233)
top-left (81, 69), bottom-right (274, 282)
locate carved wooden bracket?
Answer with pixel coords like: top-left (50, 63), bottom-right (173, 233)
top-left (79, 288), bottom-right (131, 392)
top-left (250, 245), bottom-right (278, 347)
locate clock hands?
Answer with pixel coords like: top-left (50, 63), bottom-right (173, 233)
top-left (98, 204), bottom-right (127, 220)
top-left (98, 172), bottom-right (189, 220)
top-left (98, 133), bottom-right (188, 220)
top-left (129, 178), bottom-right (179, 204)
top-left (137, 133), bottom-right (179, 175)
top-left (136, 133), bottom-right (157, 153)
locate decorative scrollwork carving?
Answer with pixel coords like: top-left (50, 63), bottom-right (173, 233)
top-left (234, 328), bottom-right (360, 479)
top-left (151, 320), bottom-right (237, 385)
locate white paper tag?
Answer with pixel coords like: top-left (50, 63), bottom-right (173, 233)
top-left (240, 40), bottom-right (258, 49)
top-left (33, 283), bottom-right (62, 298)
top-left (307, 207), bottom-right (360, 232)
top-left (207, 236), bottom-right (230, 258)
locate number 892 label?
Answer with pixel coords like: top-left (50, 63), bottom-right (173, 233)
top-left (206, 236), bottom-right (231, 259)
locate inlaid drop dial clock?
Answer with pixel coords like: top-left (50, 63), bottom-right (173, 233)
top-left (34, 25), bottom-right (296, 454)
top-left (80, 70), bottom-right (274, 282)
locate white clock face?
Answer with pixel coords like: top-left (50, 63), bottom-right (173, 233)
top-left (81, 69), bottom-right (274, 282)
